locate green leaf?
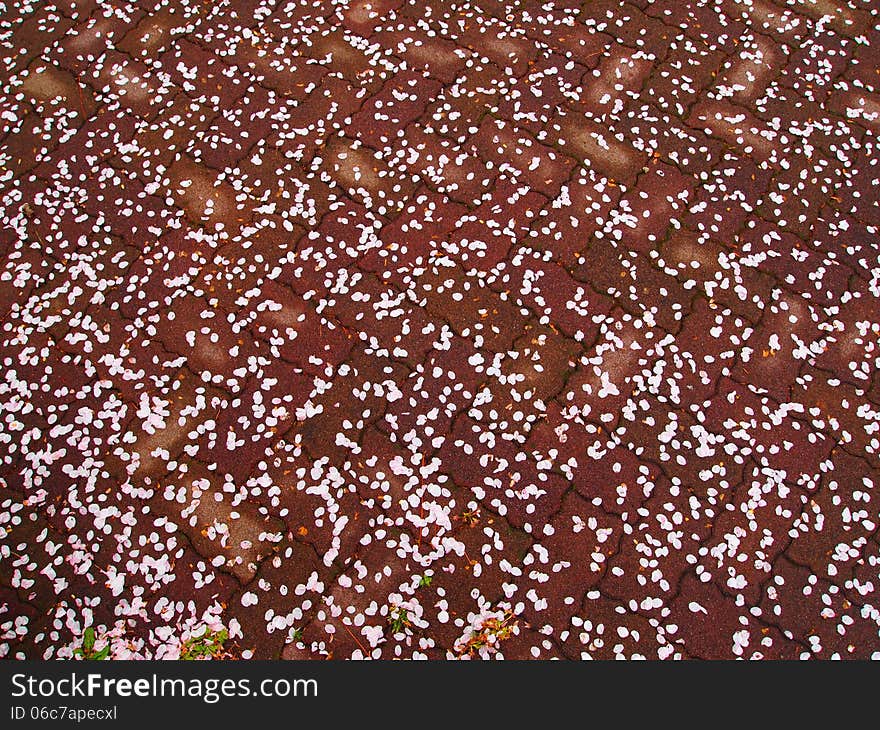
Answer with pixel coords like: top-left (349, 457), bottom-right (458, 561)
top-left (180, 627), bottom-right (229, 660)
top-left (92, 645), bottom-right (110, 661)
top-left (83, 628), bottom-right (95, 653)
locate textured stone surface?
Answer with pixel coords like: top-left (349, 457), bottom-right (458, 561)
top-left (1, 0), bottom-right (879, 660)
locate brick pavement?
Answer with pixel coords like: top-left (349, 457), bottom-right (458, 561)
top-left (1, 0), bottom-right (879, 659)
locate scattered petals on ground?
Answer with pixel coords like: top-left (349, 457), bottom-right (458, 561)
top-left (1, 0), bottom-right (879, 660)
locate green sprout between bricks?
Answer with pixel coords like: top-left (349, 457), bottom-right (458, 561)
top-left (387, 605), bottom-right (412, 634)
top-left (73, 627), bottom-right (110, 660)
top-left (180, 628), bottom-right (230, 660)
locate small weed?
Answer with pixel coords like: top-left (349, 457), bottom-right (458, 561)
top-left (74, 628), bottom-right (110, 660)
top-left (418, 574), bottom-right (433, 588)
top-left (387, 605), bottom-right (412, 635)
top-left (180, 628), bottom-right (230, 660)
top-left (457, 610), bottom-right (519, 658)
top-left (290, 627), bottom-right (304, 642)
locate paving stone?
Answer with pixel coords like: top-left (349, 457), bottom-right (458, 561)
top-left (50, 8), bottom-right (145, 75)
